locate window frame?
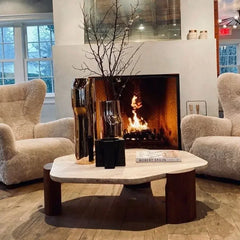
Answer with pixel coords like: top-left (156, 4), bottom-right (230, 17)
top-left (23, 22), bottom-right (55, 97)
top-left (0, 25), bottom-right (16, 85)
top-left (0, 13), bottom-right (55, 98)
top-left (219, 42), bottom-right (240, 74)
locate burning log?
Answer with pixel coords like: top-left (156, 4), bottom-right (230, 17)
top-left (124, 94), bottom-right (173, 149)
top-left (124, 128), bottom-right (170, 143)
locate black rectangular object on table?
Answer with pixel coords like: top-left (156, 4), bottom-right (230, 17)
top-left (95, 138), bottom-right (125, 168)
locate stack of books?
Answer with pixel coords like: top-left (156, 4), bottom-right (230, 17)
top-left (136, 150), bottom-right (181, 163)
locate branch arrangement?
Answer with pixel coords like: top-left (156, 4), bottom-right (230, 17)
top-left (75, 0), bottom-right (143, 99)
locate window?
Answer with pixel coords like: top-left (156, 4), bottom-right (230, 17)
top-left (219, 44), bottom-right (239, 74)
top-left (26, 25), bottom-right (55, 93)
top-left (0, 27), bottom-right (15, 85)
top-left (0, 19), bottom-right (55, 95)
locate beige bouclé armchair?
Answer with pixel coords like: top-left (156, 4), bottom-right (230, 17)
top-left (0, 79), bottom-right (74, 185)
top-left (181, 73), bottom-right (240, 181)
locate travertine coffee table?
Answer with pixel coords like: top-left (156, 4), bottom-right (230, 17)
top-left (44, 149), bottom-right (207, 224)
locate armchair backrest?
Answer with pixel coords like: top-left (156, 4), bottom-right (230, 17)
top-left (218, 73), bottom-right (240, 136)
top-left (0, 79), bottom-right (46, 140)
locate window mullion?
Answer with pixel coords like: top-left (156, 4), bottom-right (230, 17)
top-left (0, 30), bottom-right (2, 84)
top-left (237, 44), bottom-right (240, 67)
top-left (14, 25), bottom-right (25, 83)
top-left (38, 25), bottom-right (41, 60)
top-left (37, 26), bottom-right (41, 80)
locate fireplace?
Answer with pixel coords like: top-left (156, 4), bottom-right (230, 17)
top-left (94, 74), bottom-right (181, 150)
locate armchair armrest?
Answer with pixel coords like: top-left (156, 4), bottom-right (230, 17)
top-left (0, 123), bottom-right (17, 160)
top-left (181, 114), bottom-right (232, 151)
top-left (34, 117), bottom-right (74, 143)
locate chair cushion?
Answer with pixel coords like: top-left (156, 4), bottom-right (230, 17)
top-left (0, 137), bottom-right (74, 185)
top-left (190, 136), bottom-right (240, 180)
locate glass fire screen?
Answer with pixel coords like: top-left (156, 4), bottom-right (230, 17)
top-left (84, 0), bottom-right (181, 42)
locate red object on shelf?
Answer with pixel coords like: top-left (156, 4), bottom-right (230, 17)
top-left (219, 28), bottom-right (232, 36)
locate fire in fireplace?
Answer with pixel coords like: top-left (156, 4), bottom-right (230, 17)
top-left (127, 94), bottom-right (148, 132)
top-left (94, 74), bottom-right (181, 149)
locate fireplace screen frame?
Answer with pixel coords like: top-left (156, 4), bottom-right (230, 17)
top-left (93, 74), bottom-right (181, 150)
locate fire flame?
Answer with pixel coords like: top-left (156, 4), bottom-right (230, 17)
top-left (127, 95), bottom-right (148, 132)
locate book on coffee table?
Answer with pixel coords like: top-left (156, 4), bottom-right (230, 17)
top-left (136, 150), bottom-right (181, 163)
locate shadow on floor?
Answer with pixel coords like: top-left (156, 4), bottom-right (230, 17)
top-left (41, 187), bottom-right (212, 230)
top-left (44, 186), bottom-right (165, 231)
top-left (10, 185), bottom-right (214, 240)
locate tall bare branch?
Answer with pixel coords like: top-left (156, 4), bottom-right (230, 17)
top-left (78, 0), bottom-right (142, 99)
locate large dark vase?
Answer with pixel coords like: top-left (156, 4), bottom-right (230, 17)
top-left (71, 78), bottom-right (95, 161)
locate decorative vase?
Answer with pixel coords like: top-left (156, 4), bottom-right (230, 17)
top-left (199, 30), bottom-right (208, 39)
top-left (187, 30), bottom-right (197, 40)
top-left (71, 78), bottom-right (95, 161)
top-left (100, 100), bottom-right (122, 138)
top-left (95, 100), bottom-right (125, 168)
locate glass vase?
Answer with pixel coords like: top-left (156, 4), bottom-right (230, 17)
top-left (96, 100), bottom-right (125, 168)
top-left (100, 100), bottom-right (122, 138)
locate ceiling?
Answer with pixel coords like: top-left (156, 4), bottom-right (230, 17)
top-left (219, 0), bottom-right (240, 18)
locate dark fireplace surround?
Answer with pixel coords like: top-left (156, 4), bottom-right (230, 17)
top-left (94, 74), bottom-right (181, 150)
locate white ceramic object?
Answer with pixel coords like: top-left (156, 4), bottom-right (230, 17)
top-left (199, 30), bottom-right (208, 39)
top-left (187, 30), bottom-right (198, 40)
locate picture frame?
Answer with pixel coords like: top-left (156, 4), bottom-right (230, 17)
top-left (186, 100), bottom-right (207, 116)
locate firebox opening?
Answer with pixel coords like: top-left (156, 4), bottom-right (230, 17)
top-left (94, 74), bottom-right (181, 150)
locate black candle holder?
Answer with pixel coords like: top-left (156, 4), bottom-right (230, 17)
top-left (95, 138), bottom-right (125, 169)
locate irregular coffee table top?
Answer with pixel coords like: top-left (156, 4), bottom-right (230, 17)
top-left (50, 149), bottom-right (207, 185)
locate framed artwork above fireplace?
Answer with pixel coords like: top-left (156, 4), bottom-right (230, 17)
top-left (84, 0), bottom-right (181, 42)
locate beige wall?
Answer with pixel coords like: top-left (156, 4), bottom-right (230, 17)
top-left (0, 0), bottom-right (52, 15)
top-left (52, 0), bottom-right (218, 119)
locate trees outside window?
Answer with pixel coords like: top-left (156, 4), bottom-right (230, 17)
top-left (26, 25), bottom-right (55, 93)
top-left (0, 27), bottom-right (15, 85)
top-left (219, 44), bottom-right (239, 74)
top-left (0, 23), bottom-right (55, 94)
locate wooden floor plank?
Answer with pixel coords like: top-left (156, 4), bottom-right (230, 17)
top-left (1, 177), bottom-right (240, 239)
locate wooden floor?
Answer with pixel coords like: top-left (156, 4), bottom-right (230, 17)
top-left (1, 177), bottom-right (240, 240)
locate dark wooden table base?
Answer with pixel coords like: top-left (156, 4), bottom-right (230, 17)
top-left (166, 169), bottom-right (196, 224)
top-left (44, 164), bottom-right (196, 224)
top-left (43, 163), bottom-right (62, 216)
